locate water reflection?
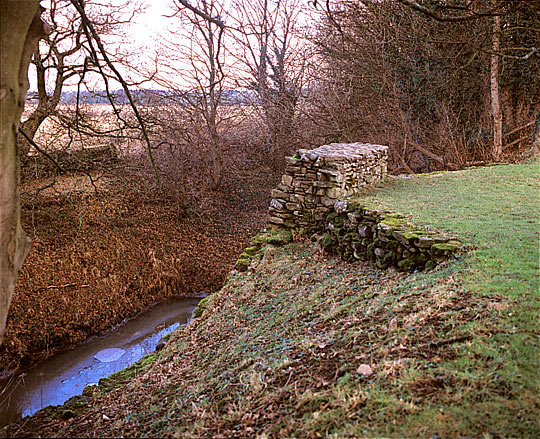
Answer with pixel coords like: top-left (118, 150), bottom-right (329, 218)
top-left (0, 297), bottom-right (200, 427)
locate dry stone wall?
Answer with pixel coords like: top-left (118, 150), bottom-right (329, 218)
top-left (268, 143), bottom-right (388, 230)
top-left (267, 142), bottom-right (461, 271)
top-left (316, 200), bottom-right (461, 271)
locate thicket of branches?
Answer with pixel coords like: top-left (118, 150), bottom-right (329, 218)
top-left (306, 0), bottom-right (540, 172)
top-left (24, 0), bottom-right (539, 184)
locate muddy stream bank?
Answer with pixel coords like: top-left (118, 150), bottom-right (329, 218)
top-left (0, 296), bottom-right (201, 428)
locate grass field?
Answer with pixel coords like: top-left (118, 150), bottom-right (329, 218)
top-left (3, 159), bottom-right (539, 438)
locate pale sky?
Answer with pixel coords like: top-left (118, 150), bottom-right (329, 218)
top-left (28, 0), bottom-right (313, 92)
top-left (128, 0), bottom-right (173, 53)
top-left (29, 0), bottom-right (177, 91)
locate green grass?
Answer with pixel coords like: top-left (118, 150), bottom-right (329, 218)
top-left (4, 161), bottom-right (539, 438)
top-left (359, 161), bottom-right (539, 298)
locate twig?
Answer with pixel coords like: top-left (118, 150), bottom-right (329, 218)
top-left (406, 139), bottom-right (458, 170)
top-left (504, 134), bottom-right (530, 149)
top-left (19, 127), bottom-right (64, 173)
top-left (503, 121), bottom-right (534, 138)
top-left (397, 0), bottom-right (500, 22)
top-left (18, 127), bottom-right (100, 194)
top-left (428, 335), bottom-right (472, 348)
top-left (35, 283), bottom-right (90, 292)
top-left (70, 0), bottom-right (161, 189)
top-left (173, 0), bottom-right (225, 30)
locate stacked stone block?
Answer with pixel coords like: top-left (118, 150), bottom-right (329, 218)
top-left (267, 142), bottom-right (461, 271)
top-left (318, 200), bottom-right (461, 271)
top-left (268, 143), bottom-right (388, 230)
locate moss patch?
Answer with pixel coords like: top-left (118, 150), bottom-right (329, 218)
top-left (234, 230), bottom-right (293, 273)
top-left (97, 353), bottom-right (156, 390)
top-left (192, 295), bottom-right (211, 318)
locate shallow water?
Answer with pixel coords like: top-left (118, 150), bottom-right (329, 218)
top-left (0, 297), bottom-right (200, 427)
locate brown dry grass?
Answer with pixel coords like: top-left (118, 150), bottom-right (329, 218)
top-left (0, 154), bottom-right (279, 376)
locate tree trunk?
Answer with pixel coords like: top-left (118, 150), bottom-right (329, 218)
top-left (19, 42), bottom-right (69, 160)
top-left (490, 8), bottom-right (503, 161)
top-left (207, 128), bottom-right (222, 190)
top-left (0, 1), bottom-right (45, 345)
top-left (19, 112), bottom-right (46, 158)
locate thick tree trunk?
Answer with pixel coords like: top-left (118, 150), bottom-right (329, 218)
top-left (490, 10), bottom-right (503, 161)
top-left (0, 1), bottom-right (45, 345)
top-left (19, 112), bottom-right (46, 158)
top-left (19, 43), bottom-right (67, 160)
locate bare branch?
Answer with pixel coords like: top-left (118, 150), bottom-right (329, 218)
top-left (70, 0), bottom-right (161, 188)
top-left (19, 126), bottom-right (100, 192)
top-left (173, 0), bottom-right (225, 29)
top-left (396, 0), bottom-right (499, 22)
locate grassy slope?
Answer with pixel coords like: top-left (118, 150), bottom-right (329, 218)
top-left (3, 160), bottom-right (539, 438)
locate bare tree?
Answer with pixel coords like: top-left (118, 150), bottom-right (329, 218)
top-left (1, 0), bottom-right (160, 343)
top-left (1, 1), bottom-right (48, 345)
top-left (310, 0), bottom-right (539, 170)
top-left (154, 0), bottom-right (230, 190)
top-left (230, 0), bottom-right (309, 165)
top-left (394, 0), bottom-right (540, 160)
top-left (19, 0), bottom-right (84, 159)
top-left (490, 2), bottom-right (503, 160)
top-left (19, 0), bottom-right (147, 163)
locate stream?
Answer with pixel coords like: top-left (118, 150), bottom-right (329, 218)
top-left (0, 296), bottom-right (200, 428)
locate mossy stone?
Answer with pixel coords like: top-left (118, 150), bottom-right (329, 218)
top-left (380, 216), bottom-right (406, 229)
top-left (321, 234), bottom-right (333, 249)
top-left (251, 234), bottom-right (267, 246)
top-left (425, 260), bottom-right (436, 270)
top-left (265, 230), bottom-right (293, 246)
top-left (244, 246), bottom-right (260, 256)
top-left (431, 242), bottom-right (461, 252)
top-left (382, 252), bottom-right (395, 265)
top-left (398, 258), bottom-right (415, 271)
top-left (235, 257), bottom-right (251, 272)
top-left (347, 198), bottom-right (380, 213)
top-left (193, 295), bottom-right (211, 318)
top-left (400, 230), bottom-right (428, 240)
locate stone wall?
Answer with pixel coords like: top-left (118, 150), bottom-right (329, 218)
top-left (268, 143), bottom-right (388, 231)
top-left (315, 200), bottom-right (461, 271)
top-left (267, 142), bottom-right (461, 271)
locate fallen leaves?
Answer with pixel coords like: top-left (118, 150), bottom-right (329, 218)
top-left (0, 157), bottom-right (277, 375)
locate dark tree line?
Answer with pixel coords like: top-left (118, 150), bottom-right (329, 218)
top-left (307, 0), bottom-right (539, 171)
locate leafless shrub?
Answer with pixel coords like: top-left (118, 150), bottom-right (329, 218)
top-left (306, 0), bottom-right (540, 171)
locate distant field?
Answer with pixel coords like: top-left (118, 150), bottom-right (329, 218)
top-left (22, 102), bottom-right (259, 156)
